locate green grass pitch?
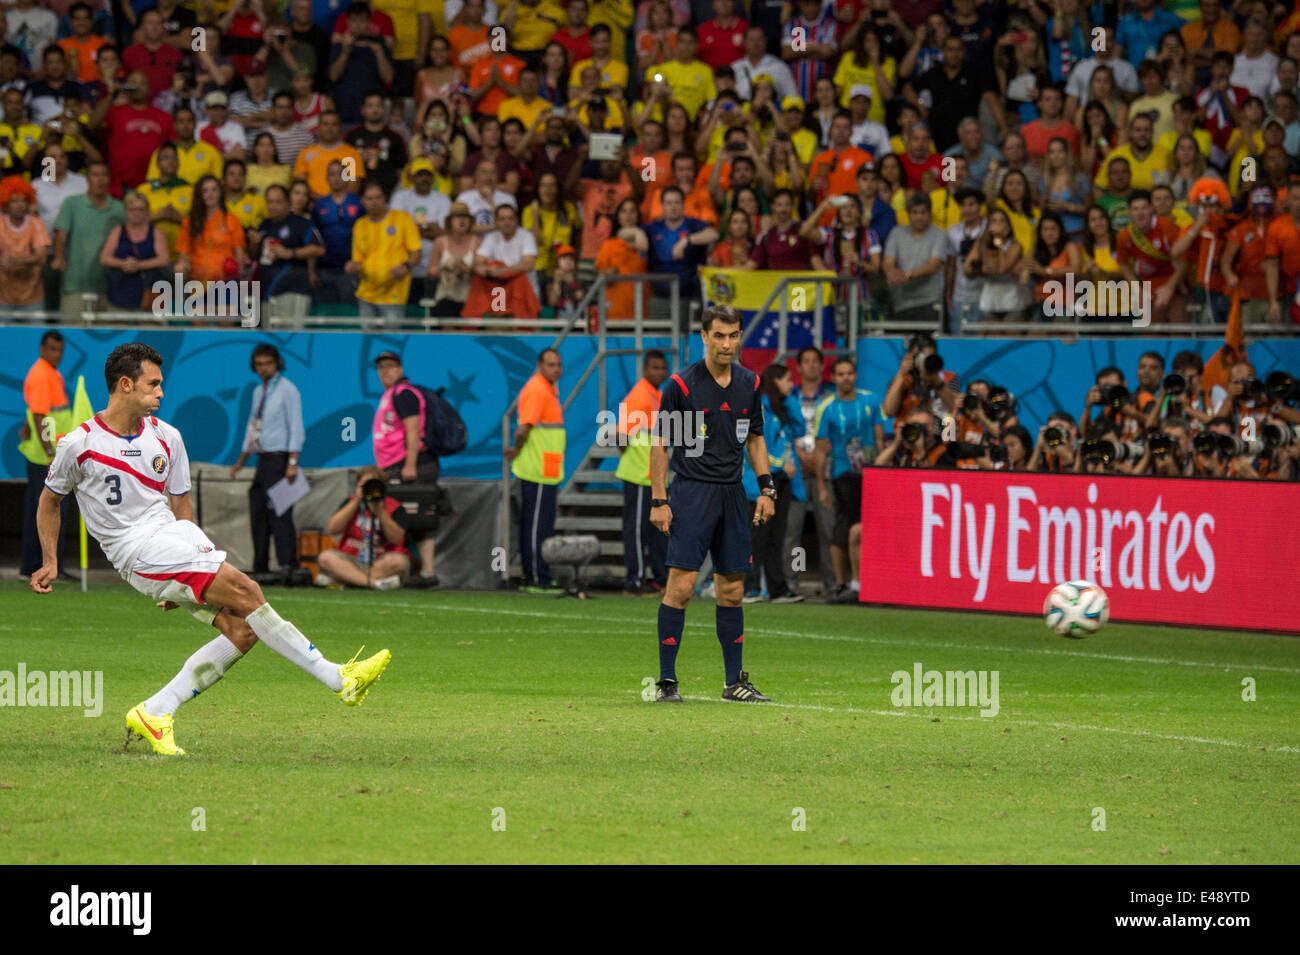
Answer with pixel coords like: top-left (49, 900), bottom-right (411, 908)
top-left (1, 581), bottom-right (1297, 864)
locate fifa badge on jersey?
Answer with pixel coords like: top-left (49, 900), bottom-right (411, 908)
top-left (735, 418), bottom-right (750, 441)
top-left (699, 422), bottom-right (708, 438)
top-left (151, 454), bottom-right (167, 475)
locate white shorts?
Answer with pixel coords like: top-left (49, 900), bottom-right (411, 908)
top-left (126, 521), bottom-right (228, 626)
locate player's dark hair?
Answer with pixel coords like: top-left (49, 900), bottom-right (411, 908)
top-left (760, 364), bottom-right (793, 425)
top-left (105, 343), bottom-right (163, 393)
top-left (701, 304), bottom-right (742, 331)
top-left (40, 330), bottom-right (64, 347)
top-left (643, 349), bottom-right (667, 368)
top-left (251, 343), bottom-right (285, 372)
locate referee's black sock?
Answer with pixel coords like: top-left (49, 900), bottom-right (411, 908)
top-left (716, 605), bottom-right (744, 685)
top-left (658, 603), bottom-right (685, 682)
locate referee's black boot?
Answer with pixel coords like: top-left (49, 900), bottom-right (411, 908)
top-left (722, 671), bottom-right (772, 703)
top-left (655, 679), bottom-right (682, 702)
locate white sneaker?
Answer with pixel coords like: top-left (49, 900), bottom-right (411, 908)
top-left (374, 575), bottom-right (402, 590)
top-left (314, 572), bottom-right (335, 588)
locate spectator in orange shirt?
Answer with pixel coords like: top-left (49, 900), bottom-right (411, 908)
top-left (469, 51), bottom-right (526, 117)
top-left (642, 152), bottom-right (718, 226)
top-left (578, 145), bottom-right (643, 259)
top-left (628, 119), bottom-right (671, 214)
top-left (709, 207), bottom-right (756, 267)
top-left (58, 2), bottom-right (108, 84)
top-left (293, 111), bottom-right (365, 198)
top-left (595, 197), bottom-right (650, 320)
top-left (176, 175), bottom-right (248, 290)
top-left (616, 349), bottom-right (669, 595)
top-left (1222, 185), bottom-right (1277, 324)
top-left (0, 176), bottom-right (50, 312)
top-left (809, 113), bottom-right (873, 225)
top-left (1265, 183), bottom-right (1300, 323)
top-left (448, 0), bottom-right (492, 72)
top-left (1114, 189), bottom-right (1187, 324)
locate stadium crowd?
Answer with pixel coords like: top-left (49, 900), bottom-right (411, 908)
top-left (3, 0), bottom-right (1300, 325)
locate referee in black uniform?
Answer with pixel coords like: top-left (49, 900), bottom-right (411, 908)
top-left (650, 305), bottom-right (777, 703)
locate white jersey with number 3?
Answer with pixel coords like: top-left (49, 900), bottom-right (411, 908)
top-left (44, 414), bottom-right (193, 576)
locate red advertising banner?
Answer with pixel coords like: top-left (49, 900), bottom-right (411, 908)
top-left (859, 470), bottom-right (1300, 633)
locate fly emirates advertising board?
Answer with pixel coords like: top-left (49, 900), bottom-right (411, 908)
top-left (859, 470), bottom-right (1300, 633)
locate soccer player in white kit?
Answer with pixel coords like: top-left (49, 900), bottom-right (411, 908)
top-left (30, 343), bottom-right (392, 756)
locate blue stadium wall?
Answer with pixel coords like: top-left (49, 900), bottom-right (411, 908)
top-left (5, 329), bottom-right (1300, 481)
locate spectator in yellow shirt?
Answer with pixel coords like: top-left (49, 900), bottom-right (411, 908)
top-left (498, 67), bottom-right (552, 128)
top-left (347, 178), bottom-right (424, 321)
top-left (137, 142), bottom-right (192, 256)
top-left (587, 0), bottom-right (633, 64)
top-left (146, 107), bottom-right (223, 186)
top-left (223, 159), bottom-right (269, 230)
top-left (505, 0), bottom-right (569, 68)
top-left (1092, 114), bottom-right (1169, 193)
top-left (568, 24), bottom-right (628, 89)
top-left (654, 27), bottom-right (715, 121)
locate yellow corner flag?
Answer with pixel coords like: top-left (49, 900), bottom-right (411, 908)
top-left (70, 376), bottom-right (94, 592)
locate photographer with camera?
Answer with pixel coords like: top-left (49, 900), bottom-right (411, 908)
top-left (1213, 360), bottom-right (1273, 436)
top-left (317, 466), bottom-right (411, 590)
top-left (1082, 366), bottom-right (1145, 439)
top-left (950, 379), bottom-right (999, 454)
top-left (875, 409), bottom-right (947, 469)
top-left (1029, 411), bottom-right (1079, 472)
top-left (1143, 350), bottom-right (1213, 431)
top-left (1147, 417), bottom-right (1194, 478)
top-left (1192, 416), bottom-right (1269, 479)
top-left (881, 333), bottom-right (959, 423)
top-left (1076, 418), bottom-right (1146, 475)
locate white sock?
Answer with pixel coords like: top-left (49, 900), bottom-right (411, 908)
top-left (145, 635), bottom-right (245, 715)
top-left (850, 580), bottom-right (860, 592)
top-left (245, 603), bottom-right (344, 691)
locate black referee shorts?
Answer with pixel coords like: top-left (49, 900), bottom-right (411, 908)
top-left (666, 476), bottom-right (753, 576)
top-left (832, 471), bottom-right (863, 550)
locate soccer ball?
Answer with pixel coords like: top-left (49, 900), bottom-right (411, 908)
top-left (1043, 580), bottom-right (1109, 637)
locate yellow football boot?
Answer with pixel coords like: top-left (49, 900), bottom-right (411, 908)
top-left (126, 702), bottom-right (186, 756)
top-left (337, 647), bottom-right (392, 706)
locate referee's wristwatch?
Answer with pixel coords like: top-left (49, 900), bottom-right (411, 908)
top-left (650, 498), bottom-right (669, 508)
top-left (760, 487), bottom-right (778, 501)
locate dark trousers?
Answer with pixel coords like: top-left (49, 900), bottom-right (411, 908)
top-left (21, 459), bottom-right (74, 575)
top-left (250, 451), bottom-right (298, 573)
top-left (621, 480), bottom-right (668, 589)
top-left (749, 475), bottom-right (793, 597)
top-left (519, 479), bottom-right (557, 587)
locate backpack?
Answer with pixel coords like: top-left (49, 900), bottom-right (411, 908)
top-left (397, 382), bottom-right (468, 457)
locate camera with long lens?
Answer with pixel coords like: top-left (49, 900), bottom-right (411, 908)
top-left (961, 393), bottom-right (983, 414)
top-left (1043, 425), bottom-right (1066, 447)
top-left (1097, 383), bottom-right (1129, 409)
top-left (986, 443), bottom-right (1008, 464)
top-left (922, 353), bottom-right (944, 375)
top-left (1262, 422), bottom-right (1300, 449)
top-left (1265, 370), bottom-right (1300, 404)
top-left (987, 386), bottom-right (1016, 421)
top-left (361, 477), bottom-right (386, 502)
top-left (1146, 432), bottom-right (1175, 458)
top-left (1216, 434), bottom-right (1265, 457)
top-left (1162, 373), bottom-right (1186, 396)
top-left (900, 423), bottom-right (924, 444)
top-left (1081, 438), bottom-right (1142, 464)
top-left (1193, 433), bottom-right (1219, 457)
top-left (1237, 377), bottom-right (1265, 399)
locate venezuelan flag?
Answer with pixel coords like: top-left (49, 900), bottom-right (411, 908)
top-left (700, 269), bottom-right (838, 360)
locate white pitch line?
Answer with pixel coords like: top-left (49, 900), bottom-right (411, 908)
top-left (674, 694), bottom-right (1300, 754)
top-left (283, 595), bottom-right (1300, 676)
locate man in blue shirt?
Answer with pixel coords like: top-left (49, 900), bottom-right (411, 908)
top-left (1116, 0), bottom-right (1184, 69)
top-left (253, 184), bottom-right (326, 321)
top-left (310, 159), bottom-right (363, 306)
top-left (229, 344), bottom-right (307, 584)
top-left (645, 185), bottom-right (719, 323)
top-left (650, 305), bottom-right (773, 704)
top-left (813, 358), bottom-right (882, 604)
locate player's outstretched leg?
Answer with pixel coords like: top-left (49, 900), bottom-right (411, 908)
top-left (714, 572), bottom-right (771, 702)
top-left (655, 568), bottom-right (695, 702)
top-left (126, 608), bottom-right (256, 756)
top-left (205, 563), bottom-right (392, 705)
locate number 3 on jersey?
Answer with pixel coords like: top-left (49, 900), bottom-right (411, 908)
top-left (105, 474), bottom-right (122, 505)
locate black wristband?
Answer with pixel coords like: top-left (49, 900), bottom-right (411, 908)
top-left (650, 498), bottom-right (669, 508)
top-left (757, 473), bottom-right (776, 491)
